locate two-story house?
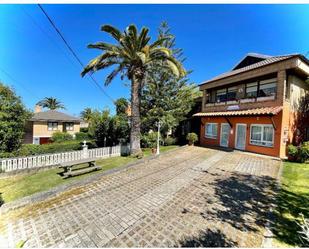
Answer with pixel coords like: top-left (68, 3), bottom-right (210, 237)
top-left (24, 106), bottom-right (81, 145)
top-left (194, 53), bottom-right (309, 158)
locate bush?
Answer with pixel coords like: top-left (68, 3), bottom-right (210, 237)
top-left (51, 132), bottom-right (73, 143)
top-left (288, 144), bottom-right (298, 157)
top-left (80, 127), bottom-right (89, 133)
top-left (186, 132), bottom-right (198, 145)
top-left (164, 136), bottom-right (177, 146)
top-left (0, 140), bottom-right (97, 158)
top-left (75, 132), bottom-right (90, 141)
top-left (141, 132), bottom-right (160, 148)
top-left (299, 142), bottom-right (309, 163)
top-left (287, 142), bottom-right (309, 163)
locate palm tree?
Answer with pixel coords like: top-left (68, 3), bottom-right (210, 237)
top-left (80, 107), bottom-right (93, 122)
top-left (36, 97), bottom-right (65, 110)
top-left (81, 24), bottom-right (185, 155)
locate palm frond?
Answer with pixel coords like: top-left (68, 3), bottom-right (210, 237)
top-left (81, 53), bottom-right (118, 77)
top-left (87, 42), bottom-right (115, 51)
top-left (149, 37), bottom-right (169, 49)
top-left (105, 64), bottom-right (126, 86)
top-left (101, 25), bottom-right (123, 41)
top-left (137, 27), bottom-right (150, 49)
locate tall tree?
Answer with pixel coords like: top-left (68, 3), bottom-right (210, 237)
top-left (81, 24), bottom-right (185, 155)
top-left (115, 98), bottom-right (129, 115)
top-left (36, 97), bottom-right (65, 110)
top-left (0, 83), bottom-right (31, 153)
top-left (80, 107), bottom-right (93, 122)
top-left (141, 22), bottom-right (201, 136)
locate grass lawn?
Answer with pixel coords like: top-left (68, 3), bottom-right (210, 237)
top-left (0, 145), bottom-right (178, 204)
top-left (272, 161), bottom-right (309, 247)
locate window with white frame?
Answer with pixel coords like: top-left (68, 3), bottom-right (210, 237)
top-left (250, 124), bottom-right (274, 147)
top-left (65, 122), bottom-right (74, 131)
top-left (48, 122), bottom-right (58, 131)
top-left (205, 123), bottom-right (218, 139)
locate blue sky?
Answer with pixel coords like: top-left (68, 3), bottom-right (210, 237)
top-left (0, 4), bottom-right (308, 116)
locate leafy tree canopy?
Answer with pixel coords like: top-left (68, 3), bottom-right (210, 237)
top-left (80, 107), bottom-right (93, 122)
top-left (141, 22), bottom-right (202, 136)
top-left (36, 97), bottom-right (65, 110)
top-left (0, 83), bottom-right (31, 152)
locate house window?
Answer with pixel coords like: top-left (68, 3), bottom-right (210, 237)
top-left (48, 122), bottom-right (58, 131)
top-left (258, 78), bottom-right (277, 97)
top-left (250, 124), bottom-right (274, 147)
top-left (227, 86), bottom-right (237, 101)
top-left (205, 123), bottom-right (218, 139)
top-left (65, 122), bottom-right (74, 131)
top-left (245, 82), bottom-right (258, 98)
top-left (216, 89), bottom-right (227, 102)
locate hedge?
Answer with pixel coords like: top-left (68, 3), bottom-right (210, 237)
top-left (0, 140), bottom-right (97, 158)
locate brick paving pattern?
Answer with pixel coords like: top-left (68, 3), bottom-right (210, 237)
top-left (0, 146), bottom-right (280, 247)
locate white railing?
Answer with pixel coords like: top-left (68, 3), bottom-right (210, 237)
top-left (0, 144), bottom-right (128, 173)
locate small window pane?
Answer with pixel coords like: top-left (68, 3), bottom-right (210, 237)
top-left (246, 82), bottom-right (258, 98)
top-left (216, 89), bottom-right (227, 102)
top-left (251, 126), bottom-right (262, 140)
top-left (259, 81), bottom-right (277, 97)
top-left (263, 126), bottom-right (273, 142)
top-left (205, 123), bottom-right (218, 138)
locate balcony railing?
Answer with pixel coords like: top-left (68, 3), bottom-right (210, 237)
top-left (205, 95), bottom-right (275, 107)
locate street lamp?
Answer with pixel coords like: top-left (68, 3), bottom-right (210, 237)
top-left (155, 120), bottom-right (161, 155)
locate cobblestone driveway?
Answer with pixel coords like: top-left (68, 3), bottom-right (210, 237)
top-left (0, 146), bottom-right (281, 247)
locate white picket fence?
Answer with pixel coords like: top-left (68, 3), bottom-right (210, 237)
top-left (0, 144), bottom-right (127, 173)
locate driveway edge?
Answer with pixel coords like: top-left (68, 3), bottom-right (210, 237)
top-left (0, 145), bottom-right (187, 214)
top-left (261, 159), bottom-right (283, 247)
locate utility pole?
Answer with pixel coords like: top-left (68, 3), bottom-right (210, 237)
top-left (156, 120), bottom-right (161, 155)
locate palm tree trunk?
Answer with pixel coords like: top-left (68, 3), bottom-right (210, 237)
top-left (130, 75), bottom-right (142, 155)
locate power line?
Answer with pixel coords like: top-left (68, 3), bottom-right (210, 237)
top-left (20, 6), bottom-right (80, 71)
top-left (0, 66), bottom-right (39, 99)
top-left (37, 4), bottom-right (115, 104)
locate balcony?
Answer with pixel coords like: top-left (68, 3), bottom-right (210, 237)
top-left (205, 95), bottom-right (276, 107)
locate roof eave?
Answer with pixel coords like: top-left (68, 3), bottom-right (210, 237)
top-left (198, 54), bottom-right (303, 87)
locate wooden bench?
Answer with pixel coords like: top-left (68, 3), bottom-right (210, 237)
top-left (59, 158), bottom-right (101, 177)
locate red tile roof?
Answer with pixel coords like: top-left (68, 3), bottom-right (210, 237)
top-left (193, 106), bottom-right (283, 117)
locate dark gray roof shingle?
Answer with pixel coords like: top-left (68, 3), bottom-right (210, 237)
top-left (30, 110), bottom-right (81, 122)
top-left (200, 53), bottom-right (299, 85)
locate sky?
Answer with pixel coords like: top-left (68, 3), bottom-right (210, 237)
top-left (0, 4), bottom-right (308, 116)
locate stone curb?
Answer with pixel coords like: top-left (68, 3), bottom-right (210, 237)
top-left (261, 159), bottom-right (283, 247)
top-left (0, 145), bottom-right (187, 214)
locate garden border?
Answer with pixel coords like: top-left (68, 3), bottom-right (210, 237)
top-left (261, 159), bottom-right (283, 247)
top-left (0, 145), bottom-right (186, 215)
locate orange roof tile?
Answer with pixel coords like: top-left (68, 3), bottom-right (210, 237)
top-left (193, 106), bottom-right (282, 117)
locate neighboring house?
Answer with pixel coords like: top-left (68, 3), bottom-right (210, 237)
top-left (80, 121), bottom-right (89, 129)
top-left (194, 53), bottom-right (309, 158)
top-left (24, 106), bottom-right (81, 145)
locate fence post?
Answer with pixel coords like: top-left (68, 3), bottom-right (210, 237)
top-left (82, 140), bottom-right (88, 159)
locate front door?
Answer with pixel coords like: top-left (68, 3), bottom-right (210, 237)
top-left (220, 123), bottom-right (230, 147)
top-left (235, 124), bottom-right (247, 150)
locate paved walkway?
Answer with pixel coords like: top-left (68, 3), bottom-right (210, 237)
top-left (0, 146), bottom-right (281, 247)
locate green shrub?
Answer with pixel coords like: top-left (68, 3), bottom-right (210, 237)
top-left (287, 142), bottom-right (309, 163)
top-left (164, 136), bottom-right (177, 146)
top-left (141, 132), bottom-right (160, 148)
top-left (80, 127), bottom-right (89, 133)
top-left (299, 142), bottom-right (309, 163)
top-left (186, 132), bottom-right (198, 145)
top-left (51, 132), bottom-right (73, 143)
top-left (75, 132), bottom-right (90, 141)
top-left (287, 144), bottom-right (298, 157)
